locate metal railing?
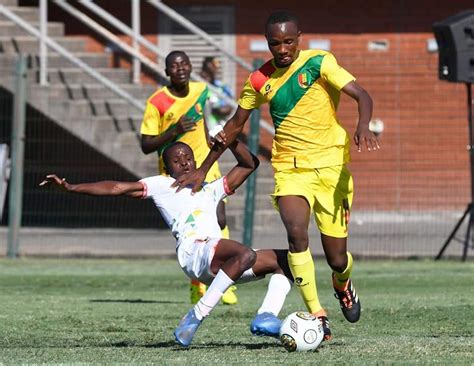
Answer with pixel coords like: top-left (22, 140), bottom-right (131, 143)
top-left (147, 0), bottom-right (253, 72)
top-left (53, 0), bottom-right (169, 82)
top-left (76, 0), bottom-right (275, 134)
top-left (0, 4), bottom-right (145, 112)
top-left (1, 0), bottom-right (275, 134)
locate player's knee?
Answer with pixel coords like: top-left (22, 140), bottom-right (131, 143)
top-left (327, 255), bottom-right (347, 273)
top-left (286, 225), bottom-right (309, 252)
top-left (239, 248), bottom-right (257, 270)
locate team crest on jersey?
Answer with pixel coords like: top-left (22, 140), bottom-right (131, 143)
top-left (298, 72), bottom-right (311, 89)
top-left (194, 103), bottom-right (203, 116)
top-left (166, 112), bottom-right (174, 120)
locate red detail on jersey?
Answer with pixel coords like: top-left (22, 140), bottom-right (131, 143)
top-left (149, 91), bottom-right (175, 115)
top-left (249, 60), bottom-right (276, 92)
top-left (223, 176), bottom-right (234, 195)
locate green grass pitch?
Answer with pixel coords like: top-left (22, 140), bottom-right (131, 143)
top-left (0, 258), bottom-right (472, 364)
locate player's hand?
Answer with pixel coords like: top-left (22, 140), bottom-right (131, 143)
top-left (39, 174), bottom-right (69, 191)
top-left (208, 125), bottom-right (227, 147)
top-left (171, 168), bottom-right (206, 193)
top-left (176, 116), bottom-right (198, 134)
top-left (354, 126), bottom-right (380, 152)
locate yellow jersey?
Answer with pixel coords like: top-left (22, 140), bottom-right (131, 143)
top-left (238, 50), bottom-right (355, 171)
top-left (140, 82), bottom-right (220, 179)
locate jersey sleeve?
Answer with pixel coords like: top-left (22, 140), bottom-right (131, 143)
top-left (139, 176), bottom-right (166, 199)
top-left (140, 101), bottom-right (161, 136)
top-left (238, 78), bottom-right (265, 110)
top-left (320, 53), bottom-right (356, 91)
top-left (204, 176), bottom-right (234, 203)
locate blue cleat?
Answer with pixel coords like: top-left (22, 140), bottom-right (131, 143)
top-left (174, 309), bottom-right (203, 347)
top-left (250, 312), bottom-right (281, 338)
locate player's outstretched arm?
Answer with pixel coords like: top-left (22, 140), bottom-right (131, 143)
top-left (342, 81), bottom-right (380, 152)
top-left (39, 174), bottom-right (144, 198)
top-left (225, 139), bottom-right (260, 192)
top-left (172, 106), bottom-right (252, 192)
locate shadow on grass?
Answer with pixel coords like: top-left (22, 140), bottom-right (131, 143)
top-left (90, 299), bottom-right (183, 304)
top-left (146, 341), bottom-right (283, 350)
top-left (104, 340), bottom-right (282, 350)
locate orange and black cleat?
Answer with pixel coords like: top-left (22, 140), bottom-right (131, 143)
top-left (333, 276), bottom-right (361, 323)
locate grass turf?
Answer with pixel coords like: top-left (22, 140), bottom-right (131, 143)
top-left (0, 258), bottom-right (472, 364)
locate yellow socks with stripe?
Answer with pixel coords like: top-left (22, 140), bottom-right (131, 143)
top-left (332, 252), bottom-right (353, 290)
top-left (287, 248), bottom-right (323, 315)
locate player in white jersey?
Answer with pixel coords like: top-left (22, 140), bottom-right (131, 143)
top-left (40, 139), bottom-right (294, 347)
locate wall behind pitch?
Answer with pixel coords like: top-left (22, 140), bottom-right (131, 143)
top-left (22, 0), bottom-right (473, 211)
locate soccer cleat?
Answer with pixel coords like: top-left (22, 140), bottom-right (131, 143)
top-left (317, 316), bottom-right (332, 341)
top-left (250, 312), bottom-right (281, 338)
top-left (190, 281), bottom-right (206, 305)
top-left (333, 277), bottom-right (361, 323)
top-left (221, 285), bottom-right (238, 305)
top-left (174, 309), bottom-right (203, 347)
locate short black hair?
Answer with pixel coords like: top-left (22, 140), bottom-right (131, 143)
top-left (202, 56), bottom-right (215, 66)
top-left (162, 141), bottom-right (193, 171)
top-left (265, 10), bottom-right (299, 32)
top-left (201, 56), bottom-right (215, 72)
top-left (165, 50), bottom-right (188, 69)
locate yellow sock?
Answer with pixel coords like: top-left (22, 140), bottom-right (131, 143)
top-left (333, 252), bottom-right (353, 290)
top-left (287, 248), bottom-right (323, 314)
top-left (221, 225), bottom-right (230, 240)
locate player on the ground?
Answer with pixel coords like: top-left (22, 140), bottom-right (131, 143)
top-left (172, 10), bottom-right (380, 340)
top-left (140, 50), bottom-right (237, 305)
top-left (40, 139), bottom-right (294, 347)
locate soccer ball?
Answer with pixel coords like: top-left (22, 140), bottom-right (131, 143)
top-left (279, 311), bottom-right (324, 352)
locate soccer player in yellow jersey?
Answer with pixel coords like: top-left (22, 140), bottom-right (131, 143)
top-left (173, 11), bottom-right (380, 341)
top-left (140, 51), bottom-right (237, 306)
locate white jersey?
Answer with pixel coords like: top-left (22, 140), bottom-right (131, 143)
top-left (139, 175), bottom-right (232, 247)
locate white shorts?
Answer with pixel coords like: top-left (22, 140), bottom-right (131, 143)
top-left (177, 237), bottom-right (220, 285)
top-left (176, 237), bottom-right (263, 286)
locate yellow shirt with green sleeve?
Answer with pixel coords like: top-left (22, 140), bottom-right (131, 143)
top-left (140, 81), bottom-right (220, 179)
top-left (238, 50), bottom-right (355, 171)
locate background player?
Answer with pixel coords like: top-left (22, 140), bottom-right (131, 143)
top-left (199, 56), bottom-right (235, 129)
top-left (140, 50), bottom-right (237, 305)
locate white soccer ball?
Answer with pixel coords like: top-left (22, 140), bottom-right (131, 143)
top-left (279, 311), bottom-right (324, 352)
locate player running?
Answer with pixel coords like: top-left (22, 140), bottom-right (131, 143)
top-left (172, 10), bottom-right (380, 340)
top-left (40, 139), bottom-right (294, 347)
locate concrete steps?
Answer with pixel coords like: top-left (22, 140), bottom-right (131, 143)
top-left (34, 68), bottom-right (132, 84)
top-left (1, 0), bottom-right (19, 6)
top-left (0, 6), bottom-right (40, 22)
top-left (0, 1), bottom-right (278, 231)
top-left (29, 83), bottom-right (157, 101)
top-left (0, 21), bottom-right (64, 37)
top-left (0, 53), bottom-right (109, 69)
top-left (0, 36), bottom-right (87, 53)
